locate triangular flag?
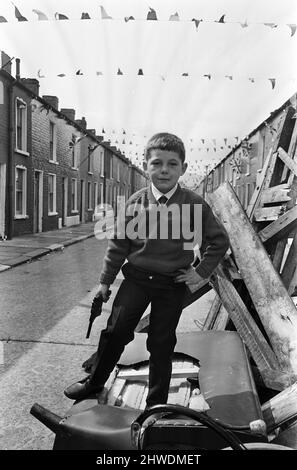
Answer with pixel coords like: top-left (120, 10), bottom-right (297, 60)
top-left (32, 9), bottom-right (48, 20)
top-left (287, 24), bottom-right (297, 36)
top-left (122, 139), bottom-right (126, 144)
top-left (76, 69), bottom-right (83, 75)
top-left (240, 20), bottom-right (248, 28)
top-left (224, 138), bottom-right (227, 145)
top-left (96, 71), bottom-right (103, 76)
top-left (12, 3), bottom-right (27, 21)
top-left (203, 74), bottom-right (211, 80)
top-left (0, 16), bottom-right (7, 22)
top-left (269, 78), bottom-right (276, 89)
top-left (138, 69), bottom-right (144, 75)
top-left (248, 77), bottom-right (255, 83)
top-left (102, 128), bottom-right (105, 133)
top-left (100, 6), bottom-right (112, 19)
top-left (147, 7), bottom-right (157, 20)
top-left (169, 12), bottom-right (179, 21)
top-left (124, 16), bottom-right (135, 22)
top-left (55, 13), bottom-right (69, 20)
top-left (216, 15), bottom-right (226, 23)
top-left (182, 72), bottom-right (189, 76)
top-left (191, 18), bottom-right (202, 31)
top-left (37, 69), bottom-right (45, 78)
top-left (264, 23), bottom-right (277, 28)
top-left (81, 13), bottom-right (91, 19)
top-left (57, 73), bottom-right (66, 77)
top-left (123, 129), bottom-right (126, 134)
top-left (225, 75), bottom-right (233, 80)
top-left (117, 68), bottom-right (123, 75)
top-left (201, 139), bottom-right (205, 144)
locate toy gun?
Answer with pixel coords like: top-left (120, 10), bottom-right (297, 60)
top-left (86, 290), bottom-right (111, 338)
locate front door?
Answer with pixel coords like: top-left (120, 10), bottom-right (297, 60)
top-left (62, 177), bottom-right (67, 226)
top-left (80, 180), bottom-right (85, 223)
top-left (33, 171), bottom-right (40, 233)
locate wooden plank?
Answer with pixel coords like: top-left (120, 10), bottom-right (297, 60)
top-left (260, 184), bottom-right (291, 204)
top-left (202, 294), bottom-right (222, 330)
top-left (280, 117), bottom-right (297, 181)
top-left (281, 233), bottom-right (297, 289)
top-left (272, 239), bottom-right (288, 272)
top-left (211, 264), bottom-right (279, 371)
top-left (207, 182), bottom-right (297, 374)
top-left (262, 382), bottom-right (297, 433)
top-left (254, 205), bottom-right (284, 222)
top-left (117, 367), bottom-right (199, 380)
top-left (212, 304), bottom-right (229, 330)
top-left (107, 377), bottom-right (126, 405)
top-left (252, 365), bottom-right (297, 392)
top-left (176, 381), bottom-right (191, 407)
top-left (278, 147), bottom-right (297, 178)
top-left (139, 384), bottom-right (148, 410)
top-left (258, 205), bottom-right (297, 243)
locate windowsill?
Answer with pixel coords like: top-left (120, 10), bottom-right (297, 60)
top-left (49, 160), bottom-right (58, 165)
top-left (236, 176), bottom-right (240, 180)
top-left (88, 172), bottom-right (93, 175)
top-left (48, 212), bottom-right (58, 216)
top-left (100, 174), bottom-right (104, 178)
top-left (71, 167), bottom-right (78, 171)
top-left (71, 210), bottom-right (79, 214)
top-left (257, 169), bottom-right (262, 173)
top-left (14, 214), bottom-right (29, 220)
top-left (245, 173), bottom-right (250, 176)
top-left (87, 208), bottom-right (93, 211)
top-left (15, 149), bottom-right (30, 157)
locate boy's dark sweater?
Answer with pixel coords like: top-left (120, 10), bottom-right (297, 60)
top-left (99, 184), bottom-right (229, 285)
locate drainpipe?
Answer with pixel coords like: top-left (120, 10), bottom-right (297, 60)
top-left (6, 80), bottom-right (14, 239)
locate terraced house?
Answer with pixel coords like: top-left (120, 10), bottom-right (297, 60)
top-left (0, 53), bottom-right (147, 240)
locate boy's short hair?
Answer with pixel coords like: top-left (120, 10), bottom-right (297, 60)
top-left (144, 132), bottom-right (186, 163)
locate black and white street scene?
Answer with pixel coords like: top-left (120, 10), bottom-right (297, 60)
top-left (1, 0), bottom-right (297, 455)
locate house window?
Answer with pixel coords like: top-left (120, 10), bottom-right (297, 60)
top-left (71, 178), bottom-right (77, 212)
top-left (49, 122), bottom-right (57, 162)
top-left (48, 174), bottom-right (56, 214)
top-left (88, 182), bottom-right (92, 209)
top-left (88, 150), bottom-right (92, 173)
top-left (94, 182), bottom-right (98, 208)
top-left (100, 182), bottom-right (104, 204)
top-left (71, 135), bottom-right (78, 168)
top-left (15, 166), bottom-right (27, 217)
top-left (110, 156), bottom-right (113, 179)
top-left (117, 161), bottom-right (120, 182)
top-left (16, 98), bottom-right (27, 152)
top-left (100, 150), bottom-right (104, 177)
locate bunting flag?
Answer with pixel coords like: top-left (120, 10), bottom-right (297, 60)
top-left (32, 9), bottom-right (48, 20)
top-left (117, 68), bottom-right (123, 75)
top-left (240, 20), bottom-right (248, 28)
top-left (191, 18), bottom-right (202, 31)
top-left (216, 15), bottom-right (226, 23)
top-left (100, 5), bottom-right (112, 19)
top-left (169, 12), bottom-right (180, 21)
top-left (0, 16), bottom-right (7, 22)
top-left (269, 78), bottom-right (276, 89)
top-left (264, 23), bottom-right (277, 29)
top-left (225, 75), bottom-right (233, 80)
top-left (248, 77), bottom-right (255, 83)
top-left (55, 12), bottom-right (68, 20)
top-left (124, 16), bottom-right (134, 22)
top-left (37, 69), bottom-right (45, 78)
top-left (147, 7), bottom-right (157, 21)
top-left (288, 24), bottom-right (297, 36)
top-left (81, 13), bottom-right (91, 20)
top-left (96, 71), bottom-right (103, 75)
top-left (138, 68), bottom-right (143, 75)
top-left (76, 69), bottom-right (83, 75)
top-left (224, 138), bottom-right (227, 145)
top-left (204, 74), bottom-right (211, 80)
top-left (12, 2), bottom-right (27, 21)
top-left (102, 128), bottom-right (105, 133)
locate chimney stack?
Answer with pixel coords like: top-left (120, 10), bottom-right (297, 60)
top-left (75, 117), bottom-right (87, 129)
top-left (21, 78), bottom-right (40, 96)
top-left (42, 95), bottom-right (59, 109)
top-left (60, 108), bottom-right (76, 121)
top-left (15, 58), bottom-right (20, 79)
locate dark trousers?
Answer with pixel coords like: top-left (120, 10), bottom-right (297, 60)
top-left (90, 264), bottom-right (186, 406)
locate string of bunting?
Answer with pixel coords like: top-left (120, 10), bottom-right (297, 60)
top-left (34, 67), bottom-right (295, 90)
top-left (0, 4), bottom-right (296, 37)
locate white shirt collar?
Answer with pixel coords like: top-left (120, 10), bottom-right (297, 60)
top-left (151, 183), bottom-right (178, 204)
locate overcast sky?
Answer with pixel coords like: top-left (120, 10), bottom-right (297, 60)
top-left (0, 0), bottom-right (297, 183)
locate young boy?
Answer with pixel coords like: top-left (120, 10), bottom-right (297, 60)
top-left (64, 132), bottom-right (229, 406)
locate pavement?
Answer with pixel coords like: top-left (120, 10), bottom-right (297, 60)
top-left (0, 222), bottom-right (97, 272)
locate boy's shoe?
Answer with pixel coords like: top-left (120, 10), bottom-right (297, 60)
top-left (64, 376), bottom-right (103, 400)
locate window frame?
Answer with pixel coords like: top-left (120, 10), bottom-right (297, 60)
top-left (15, 165), bottom-right (27, 218)
top-left (48, 173), bottom-right (57, 215)
top-left (15, 97), bottom-right (28, 154)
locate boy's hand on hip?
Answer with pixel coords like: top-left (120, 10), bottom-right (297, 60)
top-left (175, 267), bottom-right (206, 286)
top-left (95, 283), bottom-right (111, 302)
